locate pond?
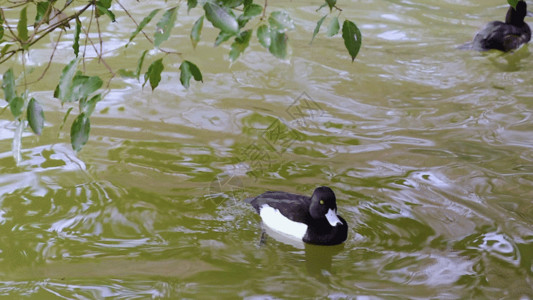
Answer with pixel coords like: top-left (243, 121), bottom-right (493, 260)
top-left (0, 0), bottom-right (532, 298)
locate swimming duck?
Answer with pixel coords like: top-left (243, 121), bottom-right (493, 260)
top-left (246, 186), bottom-right (348, 245)
top-left (464, 0), bottom-right (531, 51)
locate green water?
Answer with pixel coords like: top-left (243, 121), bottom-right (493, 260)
top-left (1, 0), bottom-right (533, 298)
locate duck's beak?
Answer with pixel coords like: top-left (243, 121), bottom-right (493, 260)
top-left (325, 209), bottom-right (342, 226)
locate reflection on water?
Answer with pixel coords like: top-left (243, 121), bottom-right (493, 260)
top-left (0, 0), bottom-right (533, 298)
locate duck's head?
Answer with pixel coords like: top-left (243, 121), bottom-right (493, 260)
top-left (506, 0), bottom-right (529, 25)
top-left (309, 186), bottom-right (342, 226)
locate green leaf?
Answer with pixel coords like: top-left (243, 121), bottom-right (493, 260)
top-left (310, 15), bottom-right (327, 44)
top-left (326, 0), bottom-right (336, 11)
top-left (268, 11), bottom-right (294, 32)
top-left (508, 0), bottom-right (519, 9)
top-left (179, 60), bottom-right (203, 89)
top-left (127, 8), bottom-right (160, 47)
top-left (71, 113), bottom-right (90, 152)
top-left (203, 2), bottom-right (238, 35)
top-left (190, 16), bottom-right (204, 49)
top-left (35, 2), bottom-right (51, 26)
top-left (98, 0), bottom-right (112, 8)
top-left (327, 16), bottom-right (340, 37)
top-left (80, 93), bottom-right (101, 117)
top-left (13, 119), bottom-right (23, 164)
top-left (117, 69), bottom-right (136, 78)
top-left (136, 50), bottom-right (148, 79)
top-left (71, 74), bottom-right (103, 102)
top-left (316, 3), bottom-right (328, 11)
top-left (54, 58), bottom-right (79, 103)
top-left (229, 30), bottom-right (252, 61)
top-left (0, 44), bottom-right (12, 57)
top-left (342, 20), bottom-right (362, 62)
top-left (58, 106), bottom-right (74, 137)
top-left (144, 58), bottom-right (164, 90)
top-left (96, 0), bottom-right (116, 21)
top-left (222, 0), bottom-right (244, 8)
top-left (17, 6), bottom-right (28, 44)
top-left (257, 25), bottom-right (271, 48)
top-left (9, 96), bottom-right (24, 118)
top-left (214, 31), bottom-right (234, 46)
top-left (187, 0), bottom-right (198, 12)
top-left (2, 68), bottom-right (16, 103)
top-left (154, 7), bottom-right (178, 48)
top-left (238, 3), bottom-right (262, 28)
top-left (269, 31), bottom-right (288, 59)
top-left (243, 4), bottom-right (262, 18)
top-left (27, 98), bottom-right (45, 135)
top-left (73, 18), bottom-right (81, 57)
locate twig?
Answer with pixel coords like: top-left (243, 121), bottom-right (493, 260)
top-left (0, 8), bottom-right (21, 64)
top-left (0, 52), bottom-right (16, 64)
top-left (4, 1), bottom-right (27, 9)
top-left (115, 0), bottom-right (153, 43)
top-left (21, 48), bottom-right (26, 94)
top-left (115, 0), bottom-right (180, 55)
top-left (0, 8), bottom-right (21, 43)
top-left (26, 30), bottom-right (63, 85)
top-left (96, 7), bottom-right (104, 63)
top-left (82, 5), bottom-right (95, 72)
top-left (261, 0), bottom-right (268, 20)
top-left (80, 25), bottom-right (115, 75)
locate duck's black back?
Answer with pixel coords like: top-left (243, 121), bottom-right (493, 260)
top-left (245, 191), bottom-right (311, 223)
top-left (473, 21), bottom-right (531, 51)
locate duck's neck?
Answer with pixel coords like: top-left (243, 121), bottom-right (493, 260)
top-left (506, 1), bottom-right (527, 26)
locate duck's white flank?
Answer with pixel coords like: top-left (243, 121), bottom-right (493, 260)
top-left (259, 204), bottom-right (307, 239)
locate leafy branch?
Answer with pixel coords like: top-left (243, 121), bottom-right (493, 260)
top-left (0, 0), bottom-right (362, 162)
top-left (311, 0), bottom-right (361, 61)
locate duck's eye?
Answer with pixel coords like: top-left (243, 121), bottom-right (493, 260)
top-left (320, 200), bottom-right (324, 205)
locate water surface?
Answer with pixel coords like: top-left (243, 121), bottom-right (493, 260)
top-left (0, 0), bottom-right (532, 298)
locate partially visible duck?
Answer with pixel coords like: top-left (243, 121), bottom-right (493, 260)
top-left (462, 0), bottom-right (531, 51)
top-left (245, 186), bottom-right (348, 246)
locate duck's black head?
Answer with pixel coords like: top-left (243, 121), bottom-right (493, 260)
top-left (506, 0), bottom-right (528, 26)
top-left (309, 186), bottom-right (341, 226)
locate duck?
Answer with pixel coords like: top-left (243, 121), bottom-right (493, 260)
top-left (245, 186), bottom-right (348, 246)
top-left (462, 0), bottom-right (531, 52)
